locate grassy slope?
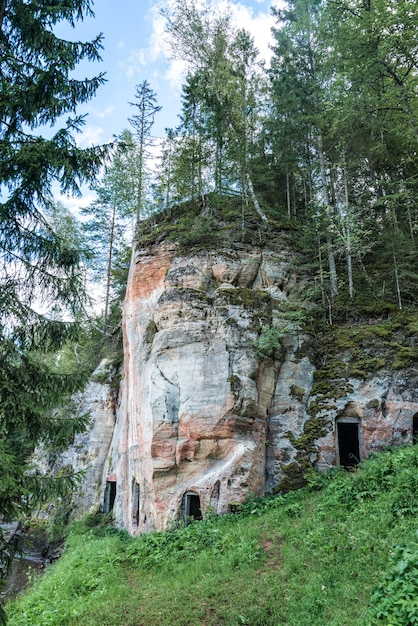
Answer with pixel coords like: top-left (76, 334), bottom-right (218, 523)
top-left (7, 445), bottom-right (418, 626)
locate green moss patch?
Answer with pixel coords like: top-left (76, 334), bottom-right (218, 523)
top-left (135, 194), bottom-right (293, 254)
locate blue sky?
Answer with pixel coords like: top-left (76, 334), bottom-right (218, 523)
top-left (57, 0), bottom-right (281, 208)
top-left (63, 0), bottom-right (279, 142)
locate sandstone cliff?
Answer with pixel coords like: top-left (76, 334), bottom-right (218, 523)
top-left (78, 234), bottom-right (417, 535)
top-left (65, 223), bottom-right (418, 535)
top-left (106, 241), bottom-right (305, 533)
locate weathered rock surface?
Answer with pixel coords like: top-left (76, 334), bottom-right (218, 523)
top-left (106, 242), bottom-right (298, 533)
top-left (66, 241), bottom-right (418, 534)
top-left (46, 364), bottom-right (117, 516)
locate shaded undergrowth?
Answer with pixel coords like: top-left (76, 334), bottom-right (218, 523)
top-left (7, 445), bottom-right (418, 625)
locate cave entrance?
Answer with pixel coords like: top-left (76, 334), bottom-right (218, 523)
top-left (337, 421), bottom-right (360, 468)
top-left (132, 481), bottom-right (140, 526)
top-left (182, 491), bottom-right (202, 525)
top-left (103, 480), bottom-right (116, 513)
top-left (413, 414), bottom-right (418, 445)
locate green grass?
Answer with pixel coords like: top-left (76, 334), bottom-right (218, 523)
top-left (7, 445), bottom-right (418, 625)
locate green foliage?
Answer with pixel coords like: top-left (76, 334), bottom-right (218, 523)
top-left (47, 501), bottom-right (73, 543)
top-left (255, 325), bottom-right (282, 357)
top-left (144, 320), bottom-right (157, 348)
top-left (128, 81), bottom-right (161, 222)
top-left (318, 446), bottom-right (418, 517)
top-left (123, 517), bottom-right (262, 571)
top-left (0, 2), bottom-right (108, 615)
top-left (8, 446), bottom-right (418, 626)
top-left (368, 533), bottom-right (418, 625)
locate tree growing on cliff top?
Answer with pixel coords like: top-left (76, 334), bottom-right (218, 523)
top-left (162, 0), bottom-right (268, 223)
top-left (0, 1), bottom-right (107, 615)
top-left (128, 81), bottom-right (162, 224)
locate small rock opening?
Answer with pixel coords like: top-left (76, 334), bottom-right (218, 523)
top-left (337, 420), bottom-right (360, 468)
top-left (132, 481), bottom-right (140, 526)
top-left (103, 480), bottom-right (116, 514)
top-left (182, 491), bottom-right (202, 525)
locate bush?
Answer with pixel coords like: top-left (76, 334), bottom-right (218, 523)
top-left (255, 326), bottom-right (282, 357)
top-left (368, 532), bottom-right (418, 625)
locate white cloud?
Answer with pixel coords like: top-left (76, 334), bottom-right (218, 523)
top-left (77, 125), bottom-right (106, 147)
top-left (58, 191), bottom-right (97, 217)
top-left (94, 105), bottom-right (116, 119)
top-left (216, 0), bottom-right (277, 65)
top-left (146, 0), bottom-right (279, 92)
top-left (163, 58), bottom-right (188, 92)
top-left (120, 50), bottom-right (148, 79)
top-left (118, 7), bottom-right (172, 81)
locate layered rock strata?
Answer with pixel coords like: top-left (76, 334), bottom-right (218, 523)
top-left (106, 242), bottom-right (302, 533)
top-left (70, 242), bottom-right (418, 534)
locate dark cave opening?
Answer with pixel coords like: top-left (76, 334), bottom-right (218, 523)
top-left (337, 422), bottom-right (360, 468)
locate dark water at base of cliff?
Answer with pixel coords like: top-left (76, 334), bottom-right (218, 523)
top-left (1, 526), bottom-right (58, 600)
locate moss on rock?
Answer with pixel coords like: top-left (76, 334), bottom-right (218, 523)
top-left (275, 460), bottom-right (310, 493)
top-left (145, 320), bottom-right (157, 344)
top-left (290, 385), bottom-right (305, 400)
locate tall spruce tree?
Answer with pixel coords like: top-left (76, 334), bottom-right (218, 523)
top-left (269, 0), bottom-right (339, 301)
top-left (0, 1), bottom-right (107, 610)
top-left (324, 0), bottom-right (418, 307)
top-left (128, 81), bottom-right (161, 224)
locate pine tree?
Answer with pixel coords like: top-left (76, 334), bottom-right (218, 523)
top-left (176, 72), bottom-right (210, 202)
top-left (128, 81), bottom-right (161, 224)
top-left (0, 1), bottom-right (107, 611)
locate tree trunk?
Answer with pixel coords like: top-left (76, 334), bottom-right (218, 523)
top-left (393, 252), bottom-right (402, 310)
top-left (246, 174), bottom-right (268, 223)
top-left (286, 171), bottom-right (292, 218)
top-left (318, 133), bottom-right (338, 297)
top-left (103, 201), bottom-right (116, 335)
top-left (0, 0), bottom-right (7, 31)
top-left (343, 162), bottom-right (354, 299)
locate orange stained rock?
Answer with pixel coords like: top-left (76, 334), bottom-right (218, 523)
top-left (128, 245), bottom-right (176, 301)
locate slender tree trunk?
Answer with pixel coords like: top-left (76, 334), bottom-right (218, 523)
top-left (407, 205), bottom-right (414, 242)
top-left (317, 231), bottom-right (326, 311)
top-left (246, 174), bottom-right (268, 223)
top-left (241, 166), bottom-right (246, 234)
top-left (136, 137), bottom-right (144, 224)
top-left (165, 147), bottom-right (172, 216)
top-left (103, 201), bottom-right (116, 335)
top-left (215, 133), bottom-right (223, 196)
top-left (197, 107), bottom-right (204, 198)
top-left (318, 133), bottom-right (338, 297)
top-left (0, 0), bottom-right (7, 31)
top-left (346, 232), bottom-right (354, 299)
top-left (326, 235), bottom-right (338, 297)
top-left (343, 162), bottom-right (354, 299)
top-left (393, 250), bottom-right (402, 310)
top-left (286, 171), bottom-right (292, 218)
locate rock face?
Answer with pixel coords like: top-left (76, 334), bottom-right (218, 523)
top-left (72, 240), bottom-right (418, 534)
top-left (49, 367), bottom-right (117, 516)
top-left (106, 242), bottom-right (299, 533)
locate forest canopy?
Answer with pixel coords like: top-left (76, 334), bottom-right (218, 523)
top-left (139, 0), bottom-right (418, 315)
